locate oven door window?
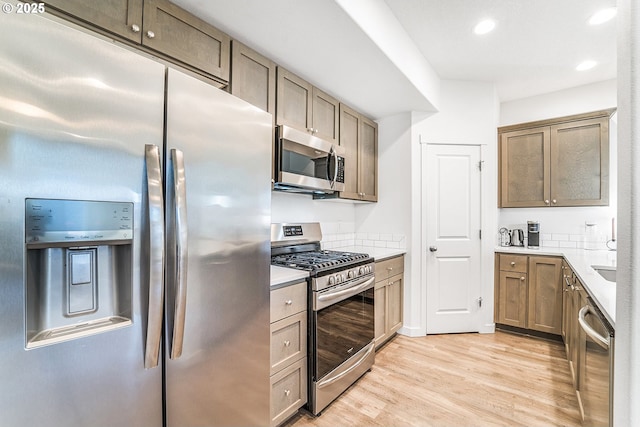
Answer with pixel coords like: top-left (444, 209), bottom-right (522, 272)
top-left (314, 287), bottom-right (374, 380)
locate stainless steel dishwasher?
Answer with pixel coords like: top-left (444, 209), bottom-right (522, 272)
top-left (578, 297), bottom-right (614, 427)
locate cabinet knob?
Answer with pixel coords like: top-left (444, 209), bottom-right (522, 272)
top-left (545, 199), bottom-right (550, 205)
top-left (520, 277), bottom-right (525, 281)
top-left (284, 389), bottom-right (291, 397)
top-left (146, 30), bottom-right (155, 39)
top-left (284, 340), bottom-right (291, 347)
top-left (131, 24), bottom-right (141, 33)
top-left (510, 261), bottom-right (516, 266)
top-left (552, 199), bottom-right (557, 204)
top-left (285, 299), bottom-right (293, 306)
top-left (429, 246), bottom-right (438, 252)
top-left (307, 128), bottom-right (314, 134)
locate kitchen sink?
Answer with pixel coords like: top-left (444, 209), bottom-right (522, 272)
top-left (591, 265), bottom-right (616, 282)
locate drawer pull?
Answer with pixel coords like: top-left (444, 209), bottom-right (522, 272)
top-left (284, 389), bottom-right (291, 397)
top-left (510, 261), bottom-right (516, 266)
top-left (284, 340), bottom-right (291, 347)
top-left (520, 277), bottom-right (525, 281)
top-left (285, 300), bottom-right (293, 306)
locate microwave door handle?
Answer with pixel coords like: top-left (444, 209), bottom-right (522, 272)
top-left (329, 147), bottom-right (338, 189)
top-left (144, 144), bottom-right (165, 369)
top-left (170, 148), bottom-right (189, 359)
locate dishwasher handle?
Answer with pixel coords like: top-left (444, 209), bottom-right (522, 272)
top-left (578, 305), bottom-right (609, 350)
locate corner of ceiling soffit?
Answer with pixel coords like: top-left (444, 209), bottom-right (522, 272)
top-left (333, 0), bottom-right (442, 113)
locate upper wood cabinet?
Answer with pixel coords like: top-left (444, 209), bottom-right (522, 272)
top-left (230, 40), bottom-right (276, 119)
top-left (44, 0), bottom-right (230, 82)
top-left (316, 104), bottom-right (378, 202)
top-left (44, 0), bottom-right (144, 42)
top-left (499, 109), bottom-right (613, 208)
top-left (276, 67), bottom-right (339, 144)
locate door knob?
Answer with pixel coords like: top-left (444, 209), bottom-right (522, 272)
top-left (429, 246), bottom-right (438, 252)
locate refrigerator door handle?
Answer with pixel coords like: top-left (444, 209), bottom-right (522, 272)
top-left (144, 144), bottom-right (165, 369)
top-left (170, 148), bottom-right (189, 359)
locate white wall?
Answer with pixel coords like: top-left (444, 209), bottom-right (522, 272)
top-left (614, 1), bottom-right (639, 425)
top-left (271, 191), bottom-right (356, 242)
top-left (500, 79), bottom-right (617, 125)
top-left (414, 80), bottom-right (500, 334)
top-left (498, 81), bottom-right (618, 249)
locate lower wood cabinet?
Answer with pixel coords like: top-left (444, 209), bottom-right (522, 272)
top-left (494, 253), bottom-right (563, 335)
top-left (374, 255), bottom-right (404, 348)
top-left (270, 281), bottom-right (307, 427)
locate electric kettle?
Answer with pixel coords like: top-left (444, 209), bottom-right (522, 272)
top-left (510, 229), bottom-right (524, 247)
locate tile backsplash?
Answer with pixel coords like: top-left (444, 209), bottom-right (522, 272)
top-left (319, 221), bottom-right (406, 250)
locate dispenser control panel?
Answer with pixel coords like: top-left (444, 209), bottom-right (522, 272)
top-left (25, 198), bottom-right (133, 245)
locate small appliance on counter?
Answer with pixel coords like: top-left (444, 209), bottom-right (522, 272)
top-left (527, 221), bottom-right (540, 248)
top-left (499, 227), bottom-right (511, 246)
top-left (510, 229), bottom-right (524, 247)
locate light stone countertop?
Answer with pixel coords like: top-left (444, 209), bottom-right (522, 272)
top-left (495, 246), bottom-right (616, 327)
top-left (270, 265), bottom-right (309, 289)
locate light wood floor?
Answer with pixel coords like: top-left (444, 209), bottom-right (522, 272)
top-left (284, 331), bottom-right (582, 427)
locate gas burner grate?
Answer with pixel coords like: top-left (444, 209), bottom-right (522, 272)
top-left (271, 250), bottom-right (370, 271)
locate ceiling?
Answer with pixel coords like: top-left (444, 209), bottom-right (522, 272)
top-left (171, 0), bottom-right (617, 120)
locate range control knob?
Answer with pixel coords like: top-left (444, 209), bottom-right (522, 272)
top-left (359, 267), bottom-right (365, 275)
top-left (341, 273), bottom-right (346, 282)
top-left (347, 270), bottom-right (355, 279)
top-left (328, 276), bottom-right (335, 285)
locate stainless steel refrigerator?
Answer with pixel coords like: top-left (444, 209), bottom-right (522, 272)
top-left (0, 12), bottom-right (271, 427)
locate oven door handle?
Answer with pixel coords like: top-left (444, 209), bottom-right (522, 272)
top-left (318, 277), bottom-right (375, 304)
top-left (317, 342), bottom-right (375, 389)
top-left (578, 305), bottom-right (609, 350)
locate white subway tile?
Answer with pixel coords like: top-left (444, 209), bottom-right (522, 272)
top-left (392, 234), bottom-right (405, 242)
top-left (380, 233), bottom-right (393, 241)
top-left (368, 233), bottom-right (380, 241)
top-left (355, 239), bottom-right (363, 246)
top-left (570, 234), bottom-right (584, 242)
top-left (576, 241), bottom-right (585, 249)
top-left (374, 241), bottom-right (387, 248)
top-left (559, 241), bottom-right (577, 248)
top-left (542, 233), bottom-right (553, 240)
top-left (552, 233), bottom-right (570, 241)
top-left (362, 239), bottom-right (374, 247)
top-left (356, 232), bottom-right (367, 240)
top-left (543, 241), bottom-right (559, 248)
top-left (387, 241), bottom-right (400, 249)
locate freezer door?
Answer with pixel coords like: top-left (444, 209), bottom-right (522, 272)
top-left (165, 68), bottom-right (272, 426)
top-left (0, 13), bottom-right (165, 427)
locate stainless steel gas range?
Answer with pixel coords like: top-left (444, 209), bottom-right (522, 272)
top-left (271, 223), bottom-right (375, 415)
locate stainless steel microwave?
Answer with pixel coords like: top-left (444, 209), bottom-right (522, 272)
top-left (274, 125), bottom-right (345, 194)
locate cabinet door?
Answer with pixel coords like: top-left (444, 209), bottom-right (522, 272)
top-left (276, 67), bottom-right (312, 131)
top-left (527, 256), bottom-right (563, 335)
top-left (550, 117), bottom-right (609, 206)
top-left (338, 104), bottom-right (361, 200)
top-left (497, 271), bottom-right (527, 328)
top-left (230, 41), bottom-right (276, 118)
top-left (499, 126), bottom-right (550, 207)
top-left (359, 116), bottom-right (378, 202)
top-left (387, 274), bottom-right (403, 335)
top-left (311, 87), bottom-right (339, 144)
top-left (374, 282), bottom-right (387, 347)
top-left (142, 0), bottom-right (230, 81)
top-left (45, 0), bottom-right (143, 43)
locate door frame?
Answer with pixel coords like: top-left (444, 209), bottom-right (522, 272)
top-left (420, 141), bottom-right (496, 335)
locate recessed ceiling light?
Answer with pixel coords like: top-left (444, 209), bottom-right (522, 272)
top-left (588, 7), bottom-right (617, 25)
top-left (576, 60), bottom-right (597, 71)
top-left (474, 19), bottom-right (496, 35)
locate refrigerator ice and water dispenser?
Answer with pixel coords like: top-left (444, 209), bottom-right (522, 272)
top-left (24, 199), bottom-right (134, 349)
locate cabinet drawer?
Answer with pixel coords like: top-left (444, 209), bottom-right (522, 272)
top-left (270, 358), bottom-right (308, 427)
top-left (270, 281), bottom-right (307, 323)
top-left (499, 254), bottom-right (527, 273)
top-left (270, 311), bottom-right (307, 375)
top-left (375, 256), bottom-right (404, 281)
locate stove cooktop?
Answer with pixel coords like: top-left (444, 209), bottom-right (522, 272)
top-left (271, 249), bottom-right (370, 272)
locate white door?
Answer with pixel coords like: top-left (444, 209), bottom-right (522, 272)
top-left (425, 144), bottom-right (482, 334)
